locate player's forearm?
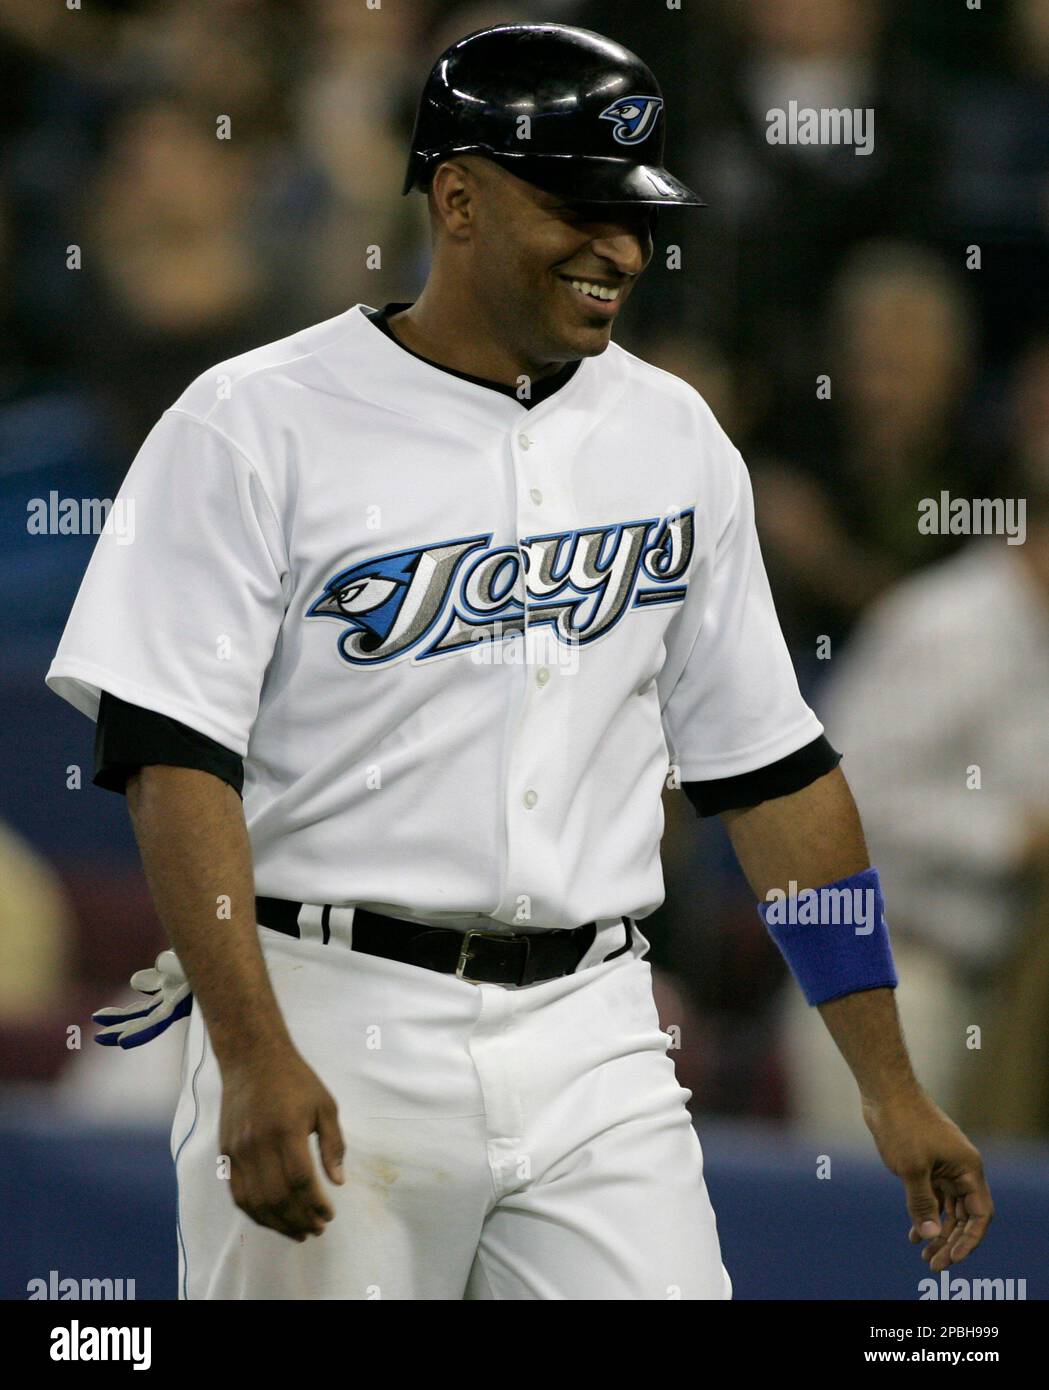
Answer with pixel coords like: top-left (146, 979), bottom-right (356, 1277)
top-left (723, 767), bottom-right (921, 1102)
top-left (816, 987), bottom-right (921, 1104)
top-left (126, 764), bottom-right (293, 1071)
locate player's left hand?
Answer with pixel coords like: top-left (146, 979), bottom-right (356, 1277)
top-left (861, 1087), bottom-right (994, 1272)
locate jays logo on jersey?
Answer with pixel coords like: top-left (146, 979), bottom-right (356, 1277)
top-left (307, 509), bottom-right (694, 667)
top-left (598, 95), bottom-right (663, 146)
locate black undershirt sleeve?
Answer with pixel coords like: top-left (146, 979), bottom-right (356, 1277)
top-left (682, 734), bottom-right (842, 818)
top-left (93, 690), bottom-right (245, 797)
top-left (94, 691), bottom-right (837, 817)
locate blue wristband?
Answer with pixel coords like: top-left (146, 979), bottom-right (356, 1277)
top-left (757, 866), bottom-right (898, 1006)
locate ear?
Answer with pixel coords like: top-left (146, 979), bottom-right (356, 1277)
top-left (429, 160), bottom-right (475, 240)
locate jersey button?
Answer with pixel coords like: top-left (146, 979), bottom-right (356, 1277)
top-left (523, 789), bottom-right (538, 809)
top-left (518, 433), bottom-right (533, 450)
top-left (536, 666), bottom-right (550, 687)
top-left (530, 487), bottom-right (543, 505)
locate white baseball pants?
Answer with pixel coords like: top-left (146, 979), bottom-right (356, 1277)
top-left (171, 915), bottom-right (732, 1300)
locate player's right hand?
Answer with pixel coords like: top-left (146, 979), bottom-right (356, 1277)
top-left (219, 1046), bottom-right (346, 1243)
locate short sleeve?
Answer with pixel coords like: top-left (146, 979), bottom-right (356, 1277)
top-left (93, 690), bottom-right (245, 797)
top-left (46, 409), bottom-right (288, 756)
top-left (658, 446), bottom-right (823, 780)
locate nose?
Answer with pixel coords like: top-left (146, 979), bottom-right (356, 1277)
top-left (588, 224), bottom-right (652, 278)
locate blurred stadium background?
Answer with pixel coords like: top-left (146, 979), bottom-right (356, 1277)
top-left (1, 0), bottom-right (1047, 1299)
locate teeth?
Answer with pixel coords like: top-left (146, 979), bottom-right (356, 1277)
top-left (569, 279), bottom-right (620, 302)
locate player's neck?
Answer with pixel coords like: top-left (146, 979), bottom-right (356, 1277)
top-left (387, 288), bottom-right (568, 388)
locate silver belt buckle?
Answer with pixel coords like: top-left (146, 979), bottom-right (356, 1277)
top-left (456, 928), bottom-right (485, 981)
top-left (455, 928), bottom-right (530, 982)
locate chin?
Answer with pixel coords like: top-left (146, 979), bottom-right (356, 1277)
top-left (569, 329), bottom-right (614, 359)
top-left (549, 321), bottom-right (614, 360)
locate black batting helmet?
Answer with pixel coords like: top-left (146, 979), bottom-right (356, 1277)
top-left (402, 23), bottom-right (704, 207)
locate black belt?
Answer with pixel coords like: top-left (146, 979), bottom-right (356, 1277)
top-left (255, 897), bottom-right (633, 987)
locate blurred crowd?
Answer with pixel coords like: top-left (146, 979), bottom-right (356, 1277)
top-left (1, 0), bottom-right (1047, 1141)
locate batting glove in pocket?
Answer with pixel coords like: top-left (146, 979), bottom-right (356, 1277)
top-left (92, 949), bottom-right (193, 1048)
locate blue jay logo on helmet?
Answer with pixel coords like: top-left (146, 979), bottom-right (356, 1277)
top-left (598, 95), bottom-right (663, 146)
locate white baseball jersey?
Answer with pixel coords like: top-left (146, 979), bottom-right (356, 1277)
top-left (46, 302), bottom-right (821, 932)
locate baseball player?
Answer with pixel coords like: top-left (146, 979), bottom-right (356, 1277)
top-left (48, 24), bottom-right (992, 1300)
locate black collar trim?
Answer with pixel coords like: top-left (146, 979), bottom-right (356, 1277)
top-left (364, 303), bottom-right (580, 409)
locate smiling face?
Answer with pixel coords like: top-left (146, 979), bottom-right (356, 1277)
top-left (427, 156), bottom-right (655, 374)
